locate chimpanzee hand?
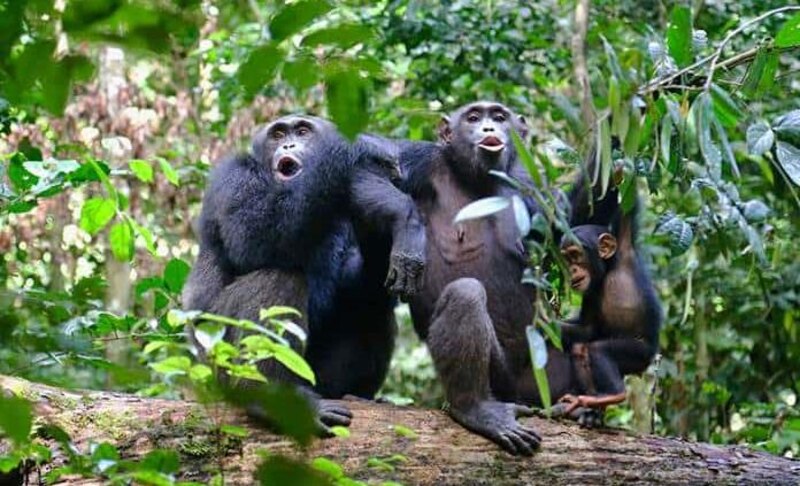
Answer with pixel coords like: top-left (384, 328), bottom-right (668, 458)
top-left (551, 401), bottom-right (605, 429)
top-left (449, 400), bottom-right (541, 456)
top-left (385, 251), bottom-right (425, 300)
top-left (314, 399), bottom-right (353, 437)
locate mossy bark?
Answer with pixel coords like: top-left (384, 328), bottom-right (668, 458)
top-left (2, 375), bottom-right (799, 485)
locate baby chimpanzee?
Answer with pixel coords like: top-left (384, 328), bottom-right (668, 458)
top-left (557, 194), bottom-right (662, 415)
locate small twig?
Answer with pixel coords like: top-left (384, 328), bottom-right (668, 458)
top-left (704, 6), bottom-right (800, 90)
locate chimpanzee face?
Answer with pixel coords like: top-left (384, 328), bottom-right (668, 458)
top-left (438, 101), bottom-right (528, 176)
top-left (560, 228), bottom-right (618, 293)
top-left (252, 115), bottom-right (338, 183)
top-left (561, 244), bottom-right (592, 293)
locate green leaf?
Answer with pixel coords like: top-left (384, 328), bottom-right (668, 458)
top-left (325, 66), bottom-right (368, 140)
top-left (271, 342), bottom-right (316, 385)
top-left (238, 43), bottom-right (283, 98)
top-left (526, 326), bottom-right (548, 369)
top-left (311, 457), bottom-right (344, 479)
top-left (712, 117), bottom-right (739, 178)
top-left (149, 356), bottom-right (192, 376)
top-left (453, 196), bottom-right (510, 224)
top-left (129, 159), bottom-right (154, 183)
top-left (328, 426), bottom-right (350, 438)
top-left (773, 110), bottom-right (800, 140)
top-left (282, 56), bottom-right (320, 94)
top-left (598, 117), bottom-right (612, 199)
top-left (157, 158), bottom-right (180, 186)
top-left (269, 0), bottom-right (333, 42)
top-left (220, 424), bottom-right (249, 438)
top-left (164, 259), bottom-right (191, 294)
top-left (511, 130), bottom-right (540, 186)
top-left (776, 13), bottom-right (800, 47)
top-left (189, 364), bottom-right (213, 382)
top-left (141, 449), bottom-right (180, 474)
top-left (260, 306), bottom-right (303, 320)
top-left (79, 197), bottom-right (116, 235)
top-left (256, 455), bottom-right (330, 486)
top-left (302, 24), bottom-right (373, 49)
top-left (746, 122), bottom-right (775, 156)
top-left (710, 84), bottom-right (743, 129)
top-left (0, 395), bottom-right (33, 444)
top-left (666, 6), bottom-right (692, 67)
top-left (392, 424), bottom-right (419, 440)
top-left (534, 367), bottom-right (551, 414)
top-left (109, 221), bottom-right (134, 261)
top-left (660, 119), bottom-right (673, 165)
top-left (775, 142), bottom-right (800, 187)
top-left (8, 156), bottom-right (39, 191)
top-left (743, 200), bottom-right (770, 223)
top-left (131, 220), bottom-right (157, 255)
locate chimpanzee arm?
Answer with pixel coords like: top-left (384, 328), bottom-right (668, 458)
top-left (349, 168), bottom-right (426, 298)
top-left (183, 248), bottom-right (232, 311)
top-left (558, 319), bottom-right (594, 349)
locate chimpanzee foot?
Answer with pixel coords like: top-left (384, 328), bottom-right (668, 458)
top-left (385, 251), bottom-right (425, 299)
top-left (450, 400), bottom-right (541, 456)
top-left (315, 399), bottom-right (353, 436)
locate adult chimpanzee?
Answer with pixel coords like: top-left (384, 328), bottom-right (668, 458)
top-left (556, 196), bottom-right (662, 415)
top-left (385, 101), bottom-right (631, 454)
top-left (183, 115), bottom-right (426, 433)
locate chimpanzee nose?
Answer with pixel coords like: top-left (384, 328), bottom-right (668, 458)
top-left (283, 143), bottom-right (295, 150)
top-left (482, 126), bottom-right (495, 132)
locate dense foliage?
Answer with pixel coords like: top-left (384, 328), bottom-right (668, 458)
top-left (1, 0), bottom-right (800, 483)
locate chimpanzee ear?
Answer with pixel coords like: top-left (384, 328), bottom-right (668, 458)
top-left (597, 233), bottom-right (618, 260)
top-left (438, 116), bottom-right (453, 144)
top-left (516, 115), bottom-right (529, 139)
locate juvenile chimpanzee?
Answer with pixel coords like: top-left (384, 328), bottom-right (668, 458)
top-left (183, 115), bottom-right (425, 433)
top-left (556, 196), bottom-right (662, 415)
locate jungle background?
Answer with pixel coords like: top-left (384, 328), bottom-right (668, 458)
top-left (1, 0), bottom-right (800, 484)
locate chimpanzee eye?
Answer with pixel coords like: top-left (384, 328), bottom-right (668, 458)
top-left (272, 130), bottom-right (285, 140)
top-left (493, 113), bottom-right (507, 122)
top-left (466, 113), bottom-right (480, 123)
top-left (296, 126), bottom-right (310, 137)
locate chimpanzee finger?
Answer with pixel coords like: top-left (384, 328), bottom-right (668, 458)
top-left (505, 431), bottom-right (534, 456)
top-left (384, 267), bottom-right (398, 289)
top-left (492, 432), bottom-right (520, 455)
top-left (519, 425), bottom-right (543, 445)
top-left (319, 411), bottom-right (352, 427)
top-left (314, 421), bottom-right (335, 438)
top-left (513, 404), bottom-right (535, 417)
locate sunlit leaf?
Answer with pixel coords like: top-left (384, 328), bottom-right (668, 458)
top-left (109, 221), bottom-right (134, 261)
top-left (157, 158), bottom-right (180, 186)
top-left (260, 306), bottom-right (302, 320)
top-left (453, 196), bottom-right (510, 224)
top-left (270, 342), bottom-right (316, 385)
top-left (666, 5), bottom-right (692, 67)
top-left (79, 197), bottom-right (116, 235)
top-left (256, 455), bottom-right (331, 486)
top-left (238, 43), bottom-right (283, 98)
top-left (220, 424), bottom-right (249, 438)
top-left (746, 122), bottom-right (775, 156)
top-left (302, 24), bottom-right (373, 49)
top-left (141, 449), bottom-right (180, 474)
top-left (149, 356), bottom-right (191, 377)
top-left (311, 457), bottom-right (344, 479)
top-left (775, 141), bottom-right (800, 187)
top-left (526, 326), bottom-right (548, 369)
top-left (775, 13), bottom-right (800, 48)
top-left (129, 159), bottom-right (154, 183)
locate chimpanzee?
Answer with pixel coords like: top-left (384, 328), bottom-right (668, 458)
top-left (556, 196), bottom-right (662, 416)
top-left (183, 115), bottom-right (426, 433)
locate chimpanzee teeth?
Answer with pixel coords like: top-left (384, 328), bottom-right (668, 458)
top-left (478, 144), bottom-right (505, 152)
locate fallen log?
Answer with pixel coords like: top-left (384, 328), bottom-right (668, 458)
top-left (2, 375), bottom-right (798, 485)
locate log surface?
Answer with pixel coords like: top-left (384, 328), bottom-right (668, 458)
top-left (2, 375), bottom-right (799, 485)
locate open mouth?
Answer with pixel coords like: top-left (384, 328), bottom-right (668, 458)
top-left (571, 277), bottom-right (586, 290)
top-left (478, 136), bottom-right (505, 153)
top-left (274, 155), bottom-right (303, 180)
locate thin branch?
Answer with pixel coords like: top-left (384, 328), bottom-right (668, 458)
top-left (571, 0), bottom-right (595, 130)
top-left (704, 6), bottom-right (800, 90)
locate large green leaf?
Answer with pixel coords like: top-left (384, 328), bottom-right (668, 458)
top-left (301, 24), bottom-right (373, 49)
top-left (79, 197), bottom-right (116, 235)
top-left (269, 0), bottom-right (333, 42)
top-left (164, 258), bottom-right (191, 294)
top-left (775, 13), bottom-right (800, 48)
top-left (775, 142), bottom-right (800, 187)
top-left (666, 6), bottom-right (692, 67)
top-left (656, 212), bottom-right (694, 254)
top-left (325, 66), bottom-right (368, 140)
top-left (238, 44), bottom-right (283, 99)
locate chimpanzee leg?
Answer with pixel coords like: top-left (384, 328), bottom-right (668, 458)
top-left (588, 338), bottom-right (654, 395)
top-left (202, 269), bottom-right (352, 435)
top-left (427, 278), bottom-right (541, 456)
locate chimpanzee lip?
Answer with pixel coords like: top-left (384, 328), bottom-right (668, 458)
top-left (274, 155), bottom-right (303, 180)
top-left (571, 277), bottom-right (586, 289)
top-left (478, 136), bottom-right (505, 152)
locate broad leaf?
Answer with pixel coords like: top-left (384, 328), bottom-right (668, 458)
top-left (79, 197), bottom-right (116, 235)
top-left (109, 221), bottom-right (134, 261)
top-left (129, 159), bottom-right (154, 183)
top-left (269, 0), bottom-right (333, 42)
top-left (271, 343), bottom-right (316, 385)
top-left (0, 395), bottom-right (33, 445)
top-left (776, 13), bottom-right (800, 48)
top-left (453, 196), bottom-right (510, 224)
top-left (302, 24), bottom-right (373, 49)
top-left (238, 44), bottom-right (283, 99)
top-left (164, 259), bottom-right (191, 294)
top-left (775, 142), bottom-right (800, 187)
top-left (666, 6), bottom-right (692, 67)
top-left (325, 66), bottom-right (368, 140)
top-left (747, 121), bottom-right (775, 156)
top-left (773, 110), bottom-right (800, 140)
top-left (157, 158), bottom-right (180, 186)
top-left (656, 213), bottom-right (694, 254)
top-left (511, 195), bottom-right (531, 237)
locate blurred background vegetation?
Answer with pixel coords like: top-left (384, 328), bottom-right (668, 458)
top-left (1, 0), bottom-right (800, 481)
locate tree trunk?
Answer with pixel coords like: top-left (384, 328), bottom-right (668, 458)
top-left (2, 375), bottom-right (798, 485)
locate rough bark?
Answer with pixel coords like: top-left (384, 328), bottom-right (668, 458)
top-left (2, 375), bottom-right (798, 485)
